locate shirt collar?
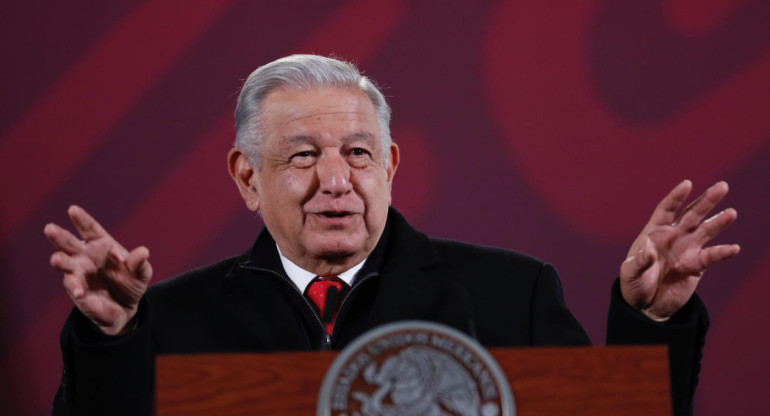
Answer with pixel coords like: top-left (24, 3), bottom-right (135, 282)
top-left (276, 245), bottom-right (364, 293)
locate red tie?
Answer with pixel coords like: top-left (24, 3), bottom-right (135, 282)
top-left (305, 276), bottom-right (349, 335)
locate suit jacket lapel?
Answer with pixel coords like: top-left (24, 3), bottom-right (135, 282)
top-left (367, 209), bottom-right (443, 327)
top-left (219, 231), bottom-right (315, 349)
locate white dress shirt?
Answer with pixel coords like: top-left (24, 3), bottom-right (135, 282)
top-left (276, 244), bottom-right (364, 294)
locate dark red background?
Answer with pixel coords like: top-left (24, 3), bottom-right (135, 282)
top-left (1, 1), bottom-right (768, 414)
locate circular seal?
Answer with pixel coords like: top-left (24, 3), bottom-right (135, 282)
top-left (317, 321), bottom-right (516, 416)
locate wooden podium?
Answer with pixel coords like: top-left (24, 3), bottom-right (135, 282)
top-left (155, 346), bottom-right (671, 415)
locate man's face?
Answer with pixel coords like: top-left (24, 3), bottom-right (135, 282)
top-left (245, 86), bottom-right (398, 274)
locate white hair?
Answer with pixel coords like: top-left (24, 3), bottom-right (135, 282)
top-left (234, 54), bottom-right (392, 168)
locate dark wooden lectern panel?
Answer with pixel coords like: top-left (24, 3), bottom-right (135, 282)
top-left (156, 346), bottom-right (671, 415)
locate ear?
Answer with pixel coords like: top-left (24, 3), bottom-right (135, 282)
top-left (386, 143), bottom-right (399, 192)
top-left (227, 148), bottom-right (260, 212)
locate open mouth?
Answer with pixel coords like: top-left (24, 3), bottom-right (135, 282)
top-left (321, 211), bottom-right (351, 218)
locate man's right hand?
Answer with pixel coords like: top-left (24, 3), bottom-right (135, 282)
top-left (44, 205), bottom-right (152, 335)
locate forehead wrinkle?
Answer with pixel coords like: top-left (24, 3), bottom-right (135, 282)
top-left (280, 132), bottom-right (378, 149)
top-left (283, 109), bottom-right (369, 125)
top-left (282, 134), bottom-right (315, 145)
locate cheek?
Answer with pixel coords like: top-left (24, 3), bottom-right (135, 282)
top-left (280, 172), bottom-right (315, 204)
top-left (284, 176), bottom-right (298, 195)
top-left (356, 169), bottom-right (391, 196)
top-left (356, 174), bottom-right (392, 221)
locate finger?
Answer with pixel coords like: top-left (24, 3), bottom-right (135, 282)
top-left (649, 180), bottom-right (692, 226)
top-left (620, 239), bottom-right (656, 280)
top-left (108, 242), bottom-right (130, 263)
top-left (51, 250), bottom-right (102, 282)
top-left (126, 246), bottom-right (153, 283)
top-left (68, 205), bottom-right (114, 242)
top-left (676, 181), bottom-right (729, 231)
top-left (699, 243), bottom-right (741, 270)
top-left (63, 273), bottom-right (86, 299)
top-left (50, 251), bottom-right (77, 273)
top-left (44, 223), bottom-right (87, 255)
top-left (696, 208), bottom-right (738, 244)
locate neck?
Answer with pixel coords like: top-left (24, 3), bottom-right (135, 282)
top-left (293, 252), bottom-right (369, 276)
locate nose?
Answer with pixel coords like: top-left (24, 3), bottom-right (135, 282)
top-left (316, 153), bottom-right (352, 197)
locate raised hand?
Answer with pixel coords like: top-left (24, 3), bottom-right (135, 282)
top-left (44, 205), bottom-right (152, 335)
top-left (620, 180), bottom-right (740, 321)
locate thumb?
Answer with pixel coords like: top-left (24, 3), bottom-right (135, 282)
top-left (621, 240), bottom-right (655, 281)
top-left (126, 246), bottom-right (153, 283)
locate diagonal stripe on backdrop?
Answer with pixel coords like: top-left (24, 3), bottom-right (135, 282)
top-left (0, 0), bottom-right (238, 245)
top-left (295, 0), bottom-right (407, 60)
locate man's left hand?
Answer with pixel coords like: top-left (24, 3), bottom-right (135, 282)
top-left (620, 180), bottom-right (740, 322)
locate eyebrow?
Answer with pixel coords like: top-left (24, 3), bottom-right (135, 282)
top-left (284, 135), bottom-right (315, 146)
top-left (345, 132), bottom-right (377, 146)
top-left (283, 132), bottom-right (377, 147)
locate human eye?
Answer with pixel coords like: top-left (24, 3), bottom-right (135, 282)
top-left (290, 150), bottom-right (316, 167)
top-left (349, 147), bottom-right (372, 157)
top-left (347, 147), bottom-right (374, 167)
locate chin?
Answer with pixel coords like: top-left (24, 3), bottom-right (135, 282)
top-left (310, 238), bottom-right (365, 260)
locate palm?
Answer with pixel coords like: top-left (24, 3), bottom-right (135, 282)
top-left (44, 206), bottom-right (152, 334)
top-left (75, 239), bottom-right (143, 324)
top-left (620, 181), bottom-right (739, 321)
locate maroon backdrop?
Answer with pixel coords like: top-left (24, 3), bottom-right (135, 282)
top-left (1, 1), bottom-right (768, 414)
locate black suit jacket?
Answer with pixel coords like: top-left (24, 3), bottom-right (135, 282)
top-left (54, 208), bottom-right (707, 415)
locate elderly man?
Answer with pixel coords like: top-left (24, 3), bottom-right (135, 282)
top-left (45, 55), bottom-right (739, 416)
